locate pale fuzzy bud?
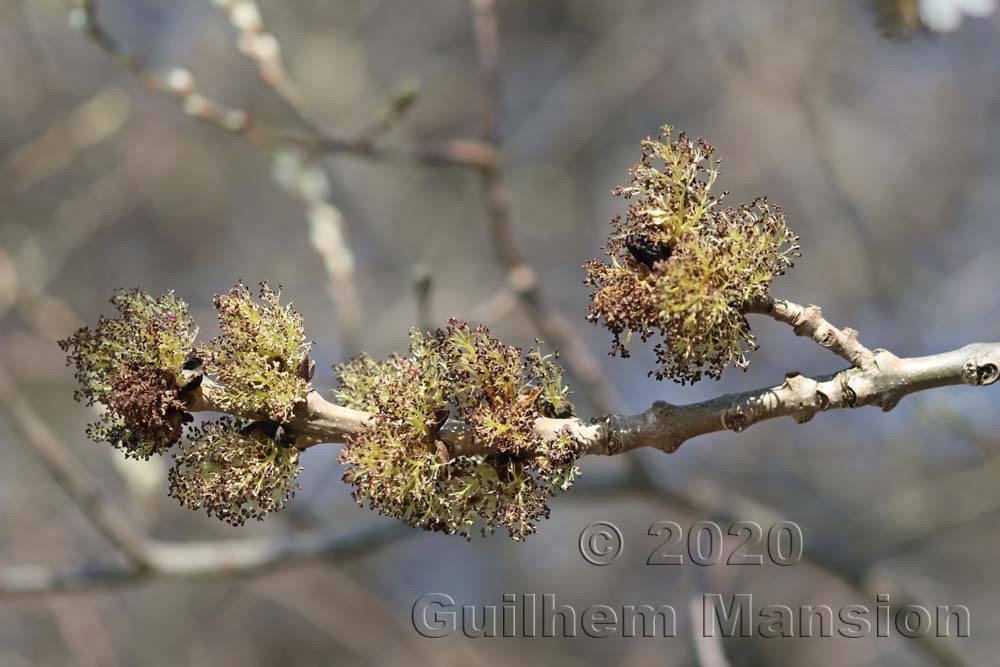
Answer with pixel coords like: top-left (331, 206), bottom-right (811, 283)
top-left (182, 94), bottom-right (211, 118)
top-left (230, 1), bottom-right (263, 33)
top-left (309, 205), bottom-right (354, 277)
top-left (221, 109), bottom-right (250, 132)
top-left (165, 68), bottom-right (196, 95)
top-left (253, 33), bottom-right (281, 62)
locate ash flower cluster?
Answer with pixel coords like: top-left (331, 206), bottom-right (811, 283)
top-left (168, 417), bottom-right (302, 526)
top-left (59, 289), bottom-right (198, 458)
top-left (202, 282), bottom-right (313, 421)
top-left (60, 283), bottom-right (311, 523)
top-left (335, 322), bottom-right (579, 541)
top-left (584, 127), bottom-right (800, 384)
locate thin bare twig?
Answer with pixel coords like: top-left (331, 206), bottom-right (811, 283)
top-left (69, 0), bottom-right (495, 170)
top-left (749, 297), bottom-right (875, 369)
top-left (468, 0), bottom-right (623, 415)
top-left (353, 79), bottom-right (421, 146)
top-left (212, 0), bottom-right (313, 128)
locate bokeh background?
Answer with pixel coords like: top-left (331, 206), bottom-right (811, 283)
top-left (1, 1), bottom-right (999, 665)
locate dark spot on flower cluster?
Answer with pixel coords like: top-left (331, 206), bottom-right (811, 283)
top-left (335, 321), bottom-right (579, 541)
top-left (584, 126), bottom-right (800, 384)
top-left (624, 234), bottom-right (673, 269)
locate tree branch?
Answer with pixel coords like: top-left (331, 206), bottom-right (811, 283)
top-left (749, 296), bottom-right (875, 368)
top-left (182, 334), bottom-right (1000, 457)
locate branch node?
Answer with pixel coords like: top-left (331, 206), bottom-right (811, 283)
top-left (604, 414), bottom-right (626, 454)
top-left (840, 376), bottom-right (859, 407)
top-left (816, 326), bottom-right (838, 348)
top-left (721, 406), bottom-right (752, 433)
top-left (963, 357), bottom-right (999, 386)
top-left (783, 373), bottom-right (819, 423)
top-left (800, 304), bottom-right (823, 328)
